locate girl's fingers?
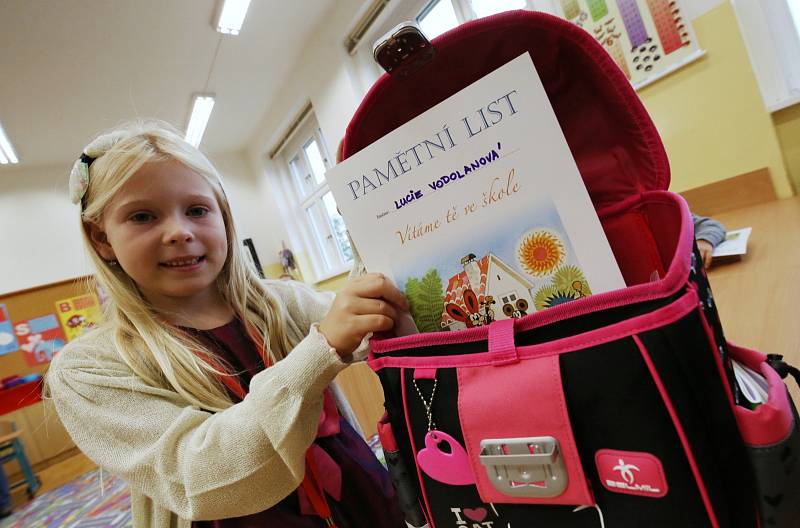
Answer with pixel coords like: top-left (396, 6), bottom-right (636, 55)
top-left (351, 273), bottom-right (408, 309)
top-left (348, 297), bottom-right (399, 320)
top-left (359, 313), bottom-right (395, 333)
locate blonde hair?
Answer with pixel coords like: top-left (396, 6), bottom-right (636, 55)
top-left (78, 119), bottom-right (292, 411)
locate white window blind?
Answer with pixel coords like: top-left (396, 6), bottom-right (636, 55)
top-left (732, 0), bottom-right (800, 111)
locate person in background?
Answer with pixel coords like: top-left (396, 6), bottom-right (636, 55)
top-left (693, 213), bottom-right (726, 268)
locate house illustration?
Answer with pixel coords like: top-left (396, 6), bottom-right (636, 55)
top-left (440, 253), bottom-right (536, 331)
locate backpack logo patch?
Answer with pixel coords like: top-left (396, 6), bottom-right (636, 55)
top-left (595, 449), bottom-right (668, 498)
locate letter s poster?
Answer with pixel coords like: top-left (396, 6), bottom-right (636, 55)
top-left (326, 53), bottom-right (624, 333)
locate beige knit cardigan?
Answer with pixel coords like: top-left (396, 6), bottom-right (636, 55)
top-left (47, 279), bottom-right (370, 527)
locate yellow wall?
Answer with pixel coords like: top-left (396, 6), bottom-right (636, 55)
top-left (263, 253), bottom-right (349, 292)
top-left (263, 261), bottom-right (306, 282)
top-left (773, 103), bottom-right (800, 193)
top-left (315, 272), bottom-right (349, 292)
top-left (637, 2), bottom-right (793, 198)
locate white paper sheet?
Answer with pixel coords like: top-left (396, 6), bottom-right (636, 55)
top-left (326, 53), bottom-right (625, 332)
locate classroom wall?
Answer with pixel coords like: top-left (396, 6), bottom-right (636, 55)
top-left (3, 0), bottom-right (796, 297)
top-left (246, 0), bottom-right (795, 286)
top-left (0, 151), bottom-right (264, 295)
top-left (211, 151), bottom-right (275, 272)
top-left (245, 0), bottom-right (368, 282)
top-left (773, 103), bottom-right (800, 193)
top-left (636, 2), bottom-right (793, 198)
top-left (0, 163), bottom-right (89, 295)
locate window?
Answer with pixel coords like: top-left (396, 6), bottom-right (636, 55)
top-left (500, 292), bottom-right (517, 304)
top-left (417, 0), bottom-right (460, 39)
top-left (278, 114), bottom-right (352, 281)
top-left (417, 0), bottom-right (539, 40)
top-left (732, 0), bottom-right (800, 111)
top-left (350, 0), bottom-right (553, 95)
top-left (470, 0), bottom-right (528, 18)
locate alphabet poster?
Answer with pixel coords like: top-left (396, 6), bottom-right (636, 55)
top-left (326, 53), bottom-right (624, 333)
top-left (556, 0), bottom-right (702, 89)
top-left (14, 314), bottom-right (66, 366)
top-left (0, 304), bottom-right (19, 356)
top-left (54, 293), bottom-right (103, 341)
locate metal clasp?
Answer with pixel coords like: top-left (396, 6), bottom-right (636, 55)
top-left (479, 436), bottom-right (568, 498)
top-left (372, 21), bottom-right (435, 76)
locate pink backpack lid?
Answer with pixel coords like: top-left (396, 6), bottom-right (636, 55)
top-left (342, 10), bottom-right (670, 209)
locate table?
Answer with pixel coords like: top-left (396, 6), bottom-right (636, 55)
top-left (707, 196), bottom-right (800, 405)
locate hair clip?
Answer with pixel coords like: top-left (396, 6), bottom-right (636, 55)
top-left (69, 156), bottom-right (91, 205)
top-left (68, 130), bottom-right (128, 206)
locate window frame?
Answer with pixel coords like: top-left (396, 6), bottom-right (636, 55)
top-left (731, 0), bottom-right (800, 112)
top-left (275, 114), bottom-right (352, 283)
top-left (416, 0), bottom-right (542, 38)
top-left (350, 0), bottom-right (554, 96)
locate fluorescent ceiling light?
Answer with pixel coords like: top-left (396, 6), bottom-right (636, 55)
top-left (216, 0), bottom-right (252, 35)
top-left (185, 95), bottom-right (215, 147)
top-left (0, 122), bottom-right (19, 164)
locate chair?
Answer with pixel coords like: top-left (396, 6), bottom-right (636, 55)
top-left (0, 421), bottom-right (40, 499)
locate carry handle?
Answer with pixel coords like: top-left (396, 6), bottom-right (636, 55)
top-left (372, 21), bottom-right (435, 76)
top-left (488, 319), bottom-right (519, 365)
top-left (767, 354), bottom-right (800, 387)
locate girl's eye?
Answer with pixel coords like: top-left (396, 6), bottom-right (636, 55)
top-left (187, 206), bottom-right (209, 218)
top-left (129, 212), bottom-right (154, 223)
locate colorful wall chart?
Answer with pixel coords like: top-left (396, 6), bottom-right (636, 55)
top-left (0, 304), bottom-right (19, 356)
top-left (557, 0), bottom-right (702, 88)
top-left (14, 314), bottom-right (66, 366)
top-left (55, 293), bottom-right (103, 341)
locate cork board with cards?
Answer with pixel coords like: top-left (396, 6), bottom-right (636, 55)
top-left (0, 276), bottom-right (103, 379)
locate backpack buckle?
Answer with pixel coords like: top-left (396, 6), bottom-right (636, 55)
top-left (479, 436), bottom-right (568, 498)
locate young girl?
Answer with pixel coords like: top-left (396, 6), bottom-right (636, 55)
top-left (47, 120), bottom-right (407, 527)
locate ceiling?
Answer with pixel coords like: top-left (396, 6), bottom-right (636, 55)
top-left (0, 0), bottom-right (340, 170)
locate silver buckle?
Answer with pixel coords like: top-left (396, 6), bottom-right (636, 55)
top-left (479, 436), bottom-right (568, 498)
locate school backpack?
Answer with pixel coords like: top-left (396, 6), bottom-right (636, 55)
top-left (339, 10), bottom-right (800, 528)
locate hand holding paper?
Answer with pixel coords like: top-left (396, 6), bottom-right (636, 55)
top-left (328, 53), bottom-right (625, 334)
top-left (318, 272), bottom-right (409, 356)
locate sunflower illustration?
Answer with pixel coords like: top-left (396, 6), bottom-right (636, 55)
top-left (553, 265), bottom-right (592, 297)
top-left (517, 230), bottom-right (565, 277)
top-left (534, 285), bottom-right (579, 311)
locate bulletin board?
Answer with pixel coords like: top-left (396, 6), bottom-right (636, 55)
top-left (555, 0), bottom-right (705, 90)
top-left (0, 276), bottom-right (102, 380)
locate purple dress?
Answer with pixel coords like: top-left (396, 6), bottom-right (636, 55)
top-left (187, 319), bottom-right (404, 528)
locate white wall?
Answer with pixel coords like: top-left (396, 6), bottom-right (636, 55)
top-left (685, 0), bottom-right (726, 20)
top-left (0, 163), bottom-right (90, 294)
top-left (208, 151), bottom-right (274, 270)
top-left (0, 0), bottom-right (367, 295)
top-left (245, 0), bottom-right (370, 271)
top-left (0, 151), bottom-right (263, 295)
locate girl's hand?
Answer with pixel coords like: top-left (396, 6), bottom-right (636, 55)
top-left (697, 239), bottom-right (714, 268)
top-left (318, 273), bottom-right (408, 357)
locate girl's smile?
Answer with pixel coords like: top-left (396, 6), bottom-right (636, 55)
top-left (159, 254), bottom-right (206, 270)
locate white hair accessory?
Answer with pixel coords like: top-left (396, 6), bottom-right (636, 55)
top-left (68, 158), bottom-right (90, 205)
top-left (84, 130), bottom-right (128, 158)
top-left (69, 130), bottom-right (128, 206)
